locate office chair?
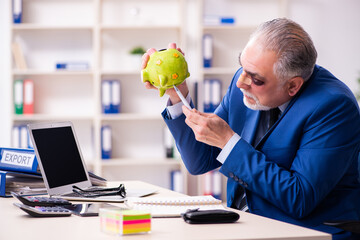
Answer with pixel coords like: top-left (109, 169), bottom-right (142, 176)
top-left (323, 153), bottom-right (360, 234)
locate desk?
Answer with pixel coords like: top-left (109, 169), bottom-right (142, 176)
top-left (0, 181), bottom-right (331, 240)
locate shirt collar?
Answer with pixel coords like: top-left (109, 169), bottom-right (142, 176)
top-left (278, 101), bottom-right (290, 114)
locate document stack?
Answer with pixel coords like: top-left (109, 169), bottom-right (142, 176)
top-left (0, 147), bottom-right (46, 197)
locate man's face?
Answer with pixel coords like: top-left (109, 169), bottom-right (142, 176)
top-left (237, 40), bottom-right (291, 110)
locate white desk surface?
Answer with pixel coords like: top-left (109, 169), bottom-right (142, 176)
top-left (0, 181), bottom-right (331, 240)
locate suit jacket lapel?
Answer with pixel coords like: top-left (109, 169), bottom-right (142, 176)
top-left (241, 110), bottom-right (261, 145)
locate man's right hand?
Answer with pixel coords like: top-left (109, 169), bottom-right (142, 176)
top-left (141, 43), bottom-right (189, 106)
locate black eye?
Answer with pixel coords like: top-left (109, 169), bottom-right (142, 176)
top-left (252, 77), bottom-right (264, 86)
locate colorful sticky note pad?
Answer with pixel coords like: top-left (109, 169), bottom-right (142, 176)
top-left (100, 208), bottom-right (151, 235)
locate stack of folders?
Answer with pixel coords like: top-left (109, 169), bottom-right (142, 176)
top-left (102, 80), bottom-right (121, 114)
top-left (202, 170), bottom-right (222, 200)
top-left (204, 79), bottom-right (222, 113)
top-left (0, 147), bottom-right (46, 197)
top-left (101, 125), bottom-right (112, 159)
top-left (128, 195), bottom-right (224, 218)
top-left (14, 79), bottom-right (34, 115)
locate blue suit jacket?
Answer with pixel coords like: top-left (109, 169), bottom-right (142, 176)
top-left (163, 65), bottom-right (360, 235)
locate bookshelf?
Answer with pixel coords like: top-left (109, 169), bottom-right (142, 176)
top-left (9, 0), bottom-right (187, 191)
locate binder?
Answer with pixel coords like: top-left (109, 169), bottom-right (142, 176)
top-left (212, 170), bottom-right (222, 200)
top-left (170, 170), bottom-right (183, 193)
top-left (19, 125), bottom-right (29, 149)
top-left (101, 80), bottom-right (112, 114)
top-left (204, 79), bottom-right (211, 112)
top-left (203, 79), bottom-right (222, 113)
top-left (163, 127), bottom-right (174, 158)
top-left (110, 80), bottom-right (121, 114)
top-left (203, 34), bottom-right (213, 68)
top-left (12, 0), bottom-right (22, 24)
top-left (101, 125), bottom-right (112, 159)
top-left (0, 147), bottom-right (40, 175)
top-left (192, 81), bottom-right (198, 109)
top-left (12, 125), bottom-right (32, 149)
top-left (11, 126), bottom-right (20, 148)
top-left (0, 170), bottom-right (45, 197)
top-left (210, 79), bottom-right (221, 112)
top-left (56, 62), bottom-right (89, 71)
top-left (23, 79), bottom-right (34, 114)
top-left (14, 79), bottom-right (23, 114)
top-left (203, 171), bottom-right (213, 196)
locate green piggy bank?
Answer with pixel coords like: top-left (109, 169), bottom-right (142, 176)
top-left (141, 49), bottom-right (190, 97)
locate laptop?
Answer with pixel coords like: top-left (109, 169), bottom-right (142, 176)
top-left (27, 121), bottom-right (156, 202)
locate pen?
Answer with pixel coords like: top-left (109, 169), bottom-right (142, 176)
top-left (173, 85), bottom-right (192, 109)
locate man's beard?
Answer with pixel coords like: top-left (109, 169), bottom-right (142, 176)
top-left (240, 89), bottom-right (271, 111)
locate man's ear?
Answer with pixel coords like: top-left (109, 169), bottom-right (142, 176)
top-left (287, 77), bottom-right (304, 97)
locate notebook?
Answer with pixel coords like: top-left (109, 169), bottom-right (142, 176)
top-left (27, 121), bottom-right (156, 202)
top-left (128, 195), bottom-right (225, 217)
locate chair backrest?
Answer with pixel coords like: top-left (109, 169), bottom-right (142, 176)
top-left (358, 152), bottom-right (360, 182)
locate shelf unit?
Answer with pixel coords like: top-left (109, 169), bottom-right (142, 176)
top-left (9, 0), bottom-right (187, 191)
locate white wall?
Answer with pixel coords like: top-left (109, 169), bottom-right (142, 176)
top-left (289, 0), bottom-right (360, 91)
top-left (0, 0), bottom-right (11, 147)
top-left (0, 0), bottom-right (359, 146)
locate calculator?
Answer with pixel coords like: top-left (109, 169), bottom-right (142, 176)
top-left (11, 192), bottom-right (71, 207)
top-left (13, 203), bottom-right (72, 217)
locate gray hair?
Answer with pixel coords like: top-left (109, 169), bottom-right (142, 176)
top-left (250, 18), bottom-right (317, 82)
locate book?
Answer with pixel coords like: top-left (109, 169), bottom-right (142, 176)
top-left (0, 147), bottom-right (40, 175)
top-left (128, 195), bottom-right (225, 217)
top-left (11, 42), bottom-right (27, 69)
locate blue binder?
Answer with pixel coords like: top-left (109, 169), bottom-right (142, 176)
top-left (101, 125), bottom-right (112, 159)
top-left (101, 80), bottom-right (112, 114)
top-left (170, 170), bottom-right (183, 193)
top-left (12, 0), bottom-right (22, 24)
top-left (12, 125), bottom-right (33, 149)
top-left (0, 170), bottom-right (43, 197)
top-left (204, 79), bottom-right (222, 113)
top-left (0, 147), bottom-right (40, 175)
top-left (209, 79), bottom-right (221, 112)
top-left (110, 80), bottom-right (121, 114)
top-left (203, 34), bottom-right (213, 68)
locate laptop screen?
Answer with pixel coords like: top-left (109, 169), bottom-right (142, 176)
top-left (31, 126), bottom-right (88, 188)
